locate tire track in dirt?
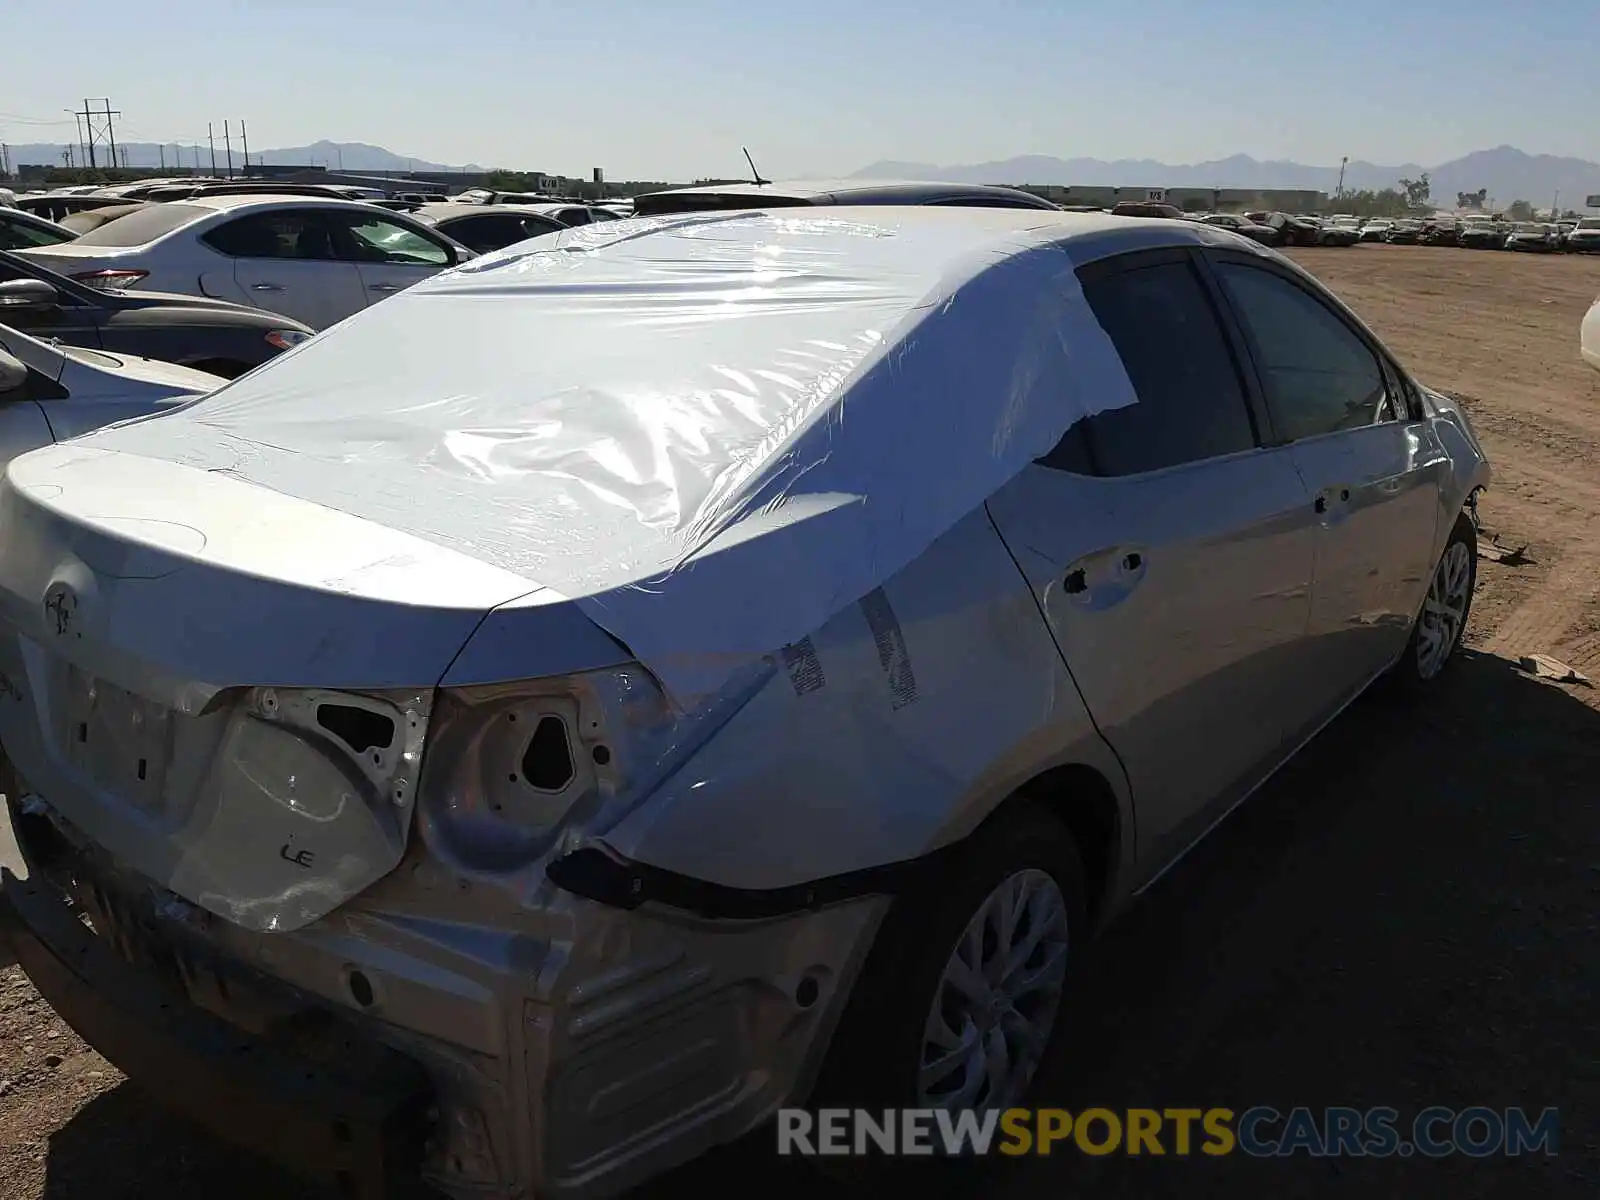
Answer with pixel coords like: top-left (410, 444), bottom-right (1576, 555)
top-left (1483, 534), bottom-right (1600, 660)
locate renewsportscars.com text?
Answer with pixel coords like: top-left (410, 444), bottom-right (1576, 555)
top-left (777, 1106), bottom-right (1560, 1158)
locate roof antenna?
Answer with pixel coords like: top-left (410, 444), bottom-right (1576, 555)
top-left (742, 147), bottom-right (769, 187)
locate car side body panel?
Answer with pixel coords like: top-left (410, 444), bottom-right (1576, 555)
top-left (599, 506), bottom-right (1136, 902)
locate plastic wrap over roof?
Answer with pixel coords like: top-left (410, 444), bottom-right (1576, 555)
top-left (80, 209), bottom-right (1139, 700)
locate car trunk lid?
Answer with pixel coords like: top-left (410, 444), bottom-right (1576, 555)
top-left (0, 442), bottom-right (624, 931)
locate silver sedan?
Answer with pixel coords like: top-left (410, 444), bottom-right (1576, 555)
top-left (0, 208), bottom-right (1489, 1198)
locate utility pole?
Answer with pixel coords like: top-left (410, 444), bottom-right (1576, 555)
top-left (240, 121), bottom-right (249, 172)
top-left (158, 143), bottom-right (165, 171)
top-left (224, 120), bottom-right (234, 178)
top-left (61, 145), bottom-right (74, 168)
top-left (66, 110), bottom-right (86, 167)
top-left (77, 98), bottom-right (120, 170)
top-left (208, 123), bottom-right (217, 175)
top-left (105, 100), bottom-right (118, 171)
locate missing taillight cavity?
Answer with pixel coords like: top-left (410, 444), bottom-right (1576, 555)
top-left (316, 703), bottom-right (396, 755)
top-left (520, 715), bottom-right (574, 792)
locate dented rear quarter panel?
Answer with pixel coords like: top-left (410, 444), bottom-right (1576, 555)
top-left (598, 506), bottom-right (1134, 898)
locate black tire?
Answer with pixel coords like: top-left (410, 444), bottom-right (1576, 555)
top-left (1391, 510), bottom-right (1477, 690)
top-left (805, 803), bottom-right (1086, 1186)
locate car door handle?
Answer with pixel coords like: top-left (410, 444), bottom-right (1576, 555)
top-left (369, 283), bottom-right (405, 293)
top-left (1314, 495), bottom-right (1327, 513)
top-left (250, 283), bottom-right (285, 292)
top-left (1063, 568), bottom-right (1088, 594)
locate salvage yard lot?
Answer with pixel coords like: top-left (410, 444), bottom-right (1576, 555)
top-left (3, 244), bottom-right (1599, 1198)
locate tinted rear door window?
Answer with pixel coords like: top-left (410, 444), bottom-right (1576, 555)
top-left (203, 210), bottom-right (338, 260)
top-left (1070, 259), bottom-right (1258, 475)
top-left (1212, 261), bottom-right (1390, 440)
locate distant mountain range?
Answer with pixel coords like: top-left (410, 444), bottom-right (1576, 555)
top-left (7, 139), bottom-right (482, 174)
top-left (10, 137), bottom-right (1600, 206)
top-left (852, 146), bottom-right (1600, 208)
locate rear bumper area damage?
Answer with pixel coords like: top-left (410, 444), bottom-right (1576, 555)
top-left (3, 796), bottom-right (890, 1199)
top-left (0, 865), bottom-right (437, 1200)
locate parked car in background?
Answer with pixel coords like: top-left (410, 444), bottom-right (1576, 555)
top-left (1244, 212), bottom-right (1323, 247)
top-left (510, 202), bottom-right (620, 226)
top-left (15, 195), bottom-right (474, 331)
top-left (0, 322), bottom-right (222, 470)
top-left (1504, 222), bottom-right (1559, 252)
top-left (1319, 216), bottom-right (1363, 246)
top-left (410, 203), bottom-right (567, 253)
top-left (1196, 212), bottom-right (1277, 244)
top-left (0, 249), bottom-right (313, 378)
top-left (1565, 217), bottom-right (1600, 254)
top-left (1419, 219), bottom-right (1460, 247)
top-left (0, 207), bottom-right (1489, 1200)
top-left (631, 180), bottom-right (1063, 215)
top-left (1458, 218), bottom-right (1507, 249)
top-left (16, 193), bottom-right (139, 223)
top-left (1359, 218), bottom-right (1394, 242)
top-left (1386, 219), bottom-right (1424, 244)
top-left (142, 182), bottom-right (387, 204)
top-left (57, 202), bottom-right (152, 237)
top-left (0, 208), bottom-right (77, 251)
top-left (1582, 295), bottom-right (1600, 371)
top-left (1109, 200), bottom-right (1188, 219)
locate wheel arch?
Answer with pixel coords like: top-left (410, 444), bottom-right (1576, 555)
top-left (996, 761), bottom-right (1128, 926)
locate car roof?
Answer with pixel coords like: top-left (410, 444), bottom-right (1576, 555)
top-left (634, 179), bottom-right (1058, 209)
top-left (179, 193), bottom-right (403, 213)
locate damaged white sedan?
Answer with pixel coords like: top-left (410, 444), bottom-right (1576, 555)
top-left (0, 208), bottom-right (1488, 1198)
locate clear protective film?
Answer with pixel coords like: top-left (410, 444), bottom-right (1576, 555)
top-left (78, 209), bottom-right (1139, 703)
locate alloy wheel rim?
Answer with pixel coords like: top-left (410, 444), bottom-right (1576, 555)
top-left (1416, 541), bottom-right (1472, 679)
top-left (916, 868), bottom-right (1069, 1112)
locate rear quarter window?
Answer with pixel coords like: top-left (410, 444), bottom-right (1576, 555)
top-left (66, 203), bottom-right (208, 247)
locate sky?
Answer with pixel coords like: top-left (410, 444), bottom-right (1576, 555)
top-left (2, 0), bottom-right (1596, 180)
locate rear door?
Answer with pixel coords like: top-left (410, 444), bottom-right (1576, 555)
top-left (327, 210), bottom-right (456, 304)
top-left (1206, 251), bottom-right (1448, 727)
top-left (202, 208), bottom-right (366, 330)
top-left (984, 248), bottom-right (1316, 868)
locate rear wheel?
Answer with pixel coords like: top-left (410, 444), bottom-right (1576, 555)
top-left (808, 804), bottom-right (1085, 1181)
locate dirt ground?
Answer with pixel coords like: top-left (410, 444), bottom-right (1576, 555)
top-left (3, 244), bottom-right (1599, 1198)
